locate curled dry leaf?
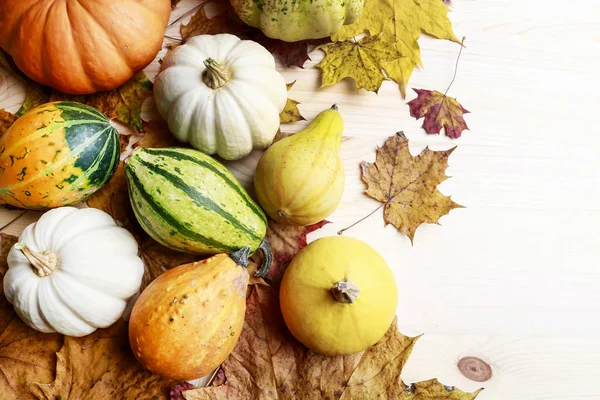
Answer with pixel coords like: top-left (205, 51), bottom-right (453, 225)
top-left (358, 132), bottom-right (463, 243)
top-left (280, 81), bottom-right (305, 124)
top-left (181, 284), bottom-right (481, 400)
top-left (333, 0), bottom-right (459, 96)
top-left (317, 34), bottom-right (401, 93)
top-left (408, 88), bottom-right (470, 139)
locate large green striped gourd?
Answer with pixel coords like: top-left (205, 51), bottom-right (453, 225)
top-left (125, 147), bottom-right (268, 254)
top-left (0, 101), bottom-right (119, 209)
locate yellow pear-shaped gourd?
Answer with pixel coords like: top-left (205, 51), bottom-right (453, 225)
top-left (254, 105), bottom-right (345, 226)
top-left (280, 236), bottom-right (398, 356)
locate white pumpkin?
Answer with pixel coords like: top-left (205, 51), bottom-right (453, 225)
top-left (154, 34), bottom-right (287, 160)
top-left (3, 207), bottom-right (144, 337)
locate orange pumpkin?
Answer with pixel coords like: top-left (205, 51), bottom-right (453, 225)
top-left (0, 0), bottom-right (170, 94)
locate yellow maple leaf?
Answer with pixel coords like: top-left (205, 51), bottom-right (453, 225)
top-left (333, 0), bottom-right (459, 96)
top-left (280, 81), bottom-right (305, 123)
top-left (316, 34), bottom-right (401, 92)
top-left (359, 132), bottom-right (463, 243)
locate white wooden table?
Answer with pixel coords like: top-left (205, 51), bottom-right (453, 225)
top-left (2, 0), bottom-right (600, 398)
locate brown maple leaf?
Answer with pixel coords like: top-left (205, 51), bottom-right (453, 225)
top-left (280, 81), bottom-right (305, 124)
top-left (33, 320), bottom-right (180, 400)
top-left (182, 284), bottom-right (481, 400)
top-left (0, 109), bottom-right (17, 136)
top-left (408, 88), bottom-right (470, 139)
top-left (0, 234), bottom-right (64, 400)
top-left (254, 219), bottom-right (329, 287)
top-left (353, 132), bottom-right (463, 243)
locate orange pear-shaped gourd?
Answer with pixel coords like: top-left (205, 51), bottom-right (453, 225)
top-left (129, 247), bottom-right (269, 380)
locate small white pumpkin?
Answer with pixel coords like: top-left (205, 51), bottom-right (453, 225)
top-left (3, 207), bottom-right (144, 337)
top-left (154, 34), bottom-right (287, 160)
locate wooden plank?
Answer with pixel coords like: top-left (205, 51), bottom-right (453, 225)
top-left (1, 0), bottom-right (600, 398)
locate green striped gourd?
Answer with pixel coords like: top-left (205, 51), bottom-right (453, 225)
top-left (0, 101), bottom-right (119, 209)
top-left (125, 147), bottom-right (271, 268)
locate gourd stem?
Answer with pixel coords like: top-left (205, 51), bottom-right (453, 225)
top-left (331, 279), bottom-right (360, 303)
top-left (229, 240), bottom-right (272, 277)
top-left (203, 58), bottom-right (229, 89)
top-left (230, 247), bottom-right (251, 268)
top-left (14, 242), bottom-right (57, 277)
top-left (254, 239), bottom-right (272, 278)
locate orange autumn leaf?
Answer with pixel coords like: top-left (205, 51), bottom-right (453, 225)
top-left (408, 88), bottom-right (470, 139)
top-left (182, 284), bottom-right (482, 400)
top-left (359, 132), bottom-right (463, 243)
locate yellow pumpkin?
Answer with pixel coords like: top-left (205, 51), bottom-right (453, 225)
top-left (280, 236), bottom-right (398, 356)
top-left (129, 247), bottom-right (266, 380)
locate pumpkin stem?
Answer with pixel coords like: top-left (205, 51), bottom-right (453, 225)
top-left (331, 279), bottom-right (360, 303)
top-left (14, 242), bottom-right (57, 277)
top-left (203, 58), bottom-right (229, 89)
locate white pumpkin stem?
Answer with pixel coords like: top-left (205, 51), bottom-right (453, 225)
top-left (203, 58), bottom-right (229, 89)
top-left (14, 242), bottom-right (57, 277)
top-left (331, 279), bottom-right (360, 303)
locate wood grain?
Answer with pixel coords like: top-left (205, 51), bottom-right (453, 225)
top-left (2, 0), bottom-right (600, 398)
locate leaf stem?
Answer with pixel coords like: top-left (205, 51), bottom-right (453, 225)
top-left (444, 37), bottom-right (466, 96)
top-left (337, 203), bottom-right (385, 235)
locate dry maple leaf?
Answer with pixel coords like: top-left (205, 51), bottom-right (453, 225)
top-left (255, 219), bottom-right (329, 287)
top-left (408, 88), bottom-right (470, 138)
top-left (182, 284), bottom-right (481, 400)
top-left (333, 0), bottom-right (459, 96)
top-left (357, 132), bottom-right (463, 243)
top-left (280, 81), bottom-right (305, 124)
top-left (317, 34), bottom-right (401, 93)
top-left (0, 233), bottom-right (64, 400)
top-left (0, 109), bottom-right (17, 135)
top-left (33, 320), bottom-right (180, 400)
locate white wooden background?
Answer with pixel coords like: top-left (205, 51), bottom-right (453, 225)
top-left (2, 0), bottom-right (600, 398)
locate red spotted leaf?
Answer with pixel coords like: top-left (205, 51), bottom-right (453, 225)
top-left (408, 88), bottom-right (470, 139)
top-left (258, 219), bottom-right (329, 286)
